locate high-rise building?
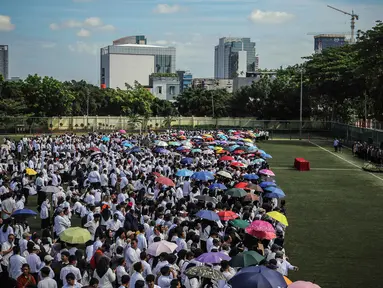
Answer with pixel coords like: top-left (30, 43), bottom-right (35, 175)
top-left (113, 35), bottom-right (147, 45)
top-left (214, 37), bottom-right (256, 79)
top-left (100, 41), bottom-right (176, 89)
top-left (0, 45), bottom-right (9, 80)
top-left (176, 70), bottom-right (193, 93)
top-left (314, 34), bottom-right (346, 53)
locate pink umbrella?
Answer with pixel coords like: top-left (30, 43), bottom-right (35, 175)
top-left (179, 130), bottom-right (185, 134)
top-left (119, 129), bottom-right (126, 134)
top-left (259, 169), bottom-right (275, 177)
top-left (289, 281), bottom-right (321, 288)
top-left (245, 220), bottom-right (275, 239)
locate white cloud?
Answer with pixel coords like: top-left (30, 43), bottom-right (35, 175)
top-left (0, 15), bottom-right (15, 31)
top-left (153, 4), bottom-right (184, 14)
top-left (249, 10), bottom-right (294, 24)
top-left (50, 17), bottom-right (115, 33)
top-left (68, 41), bottom-right (99, 55)
top-left (77, 28), bottom-right (91, 37)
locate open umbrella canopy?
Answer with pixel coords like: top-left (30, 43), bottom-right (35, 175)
top-left (191, 171), bottom-right (215, 181)
top-left (41, 186), bottom-right (60, 193)
top-left (209, 183), bottom-right (227, 190)
top-left (156, 141), bottom-right (168, 147)
top-left (263, 187), bottom-right (286, 199)
top-left (267, 211), bottom-right (289, 226)
top-left (259, 169), bottom-right (275, 177)
top-left (259, 181), bottom-right (277, 188)
top-left (60, 227), bottom-right (91, 244)
top-left (156, 176), bottom-right (175, 187)
top-left (243, 174), bottom-right (259, 180)
top-left (181, 158), bottom-right (193, 165)
top-left (147, 240), bottom-right (177, 256)
top-left (229, 219), bottom-right (250, 229)
top-left (25, 168), bottom-right (37, 176)
top-left (229, 250), bottom-right (265, 267)
top-left (176, 169), bottom-right (194, 177)
top-left (185, 266), bottom-right (225, 280)
top-left (195, 252), bottom-right (231, 263)
top-left (196, 210), bottom-right (220, 221)
top-left (195, 195), bottom-right (218, 203)
top-left (288, 281), bottom-right (321, 288)
top-left (217, 210), bottom-right (238, 221)
top-left (216, 170), bottom-right (232, 179)
top-left (226, 188), bottom-right (247, 198)
top-left (12, 209), bottom-right (37, 217)
top-left (229, 266), bottom-right (287, 288)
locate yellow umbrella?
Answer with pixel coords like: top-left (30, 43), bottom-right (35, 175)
top-left (203, 134), bottom-right (213, 138)
top-left (284, 276), bottom-right (293, 285)
top-left (243, 139), bottom-right (252, 143)
top-left (214, 146), bottom-right (223, 150)
top-left (25, 168), bottom-right (37, 176)
top-left (59, 227), bottom-right (91, 244)
top-left (267, 211), bottom-right (289, 226)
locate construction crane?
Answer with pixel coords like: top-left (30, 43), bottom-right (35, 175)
top-left (327, 5), bottom-right (359, 44)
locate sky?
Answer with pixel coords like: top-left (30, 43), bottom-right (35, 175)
top-left (1, 0), bottom-right (382, 84)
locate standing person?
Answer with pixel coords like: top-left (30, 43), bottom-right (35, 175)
top-left (93, 257), bottom-right (115, 288)
top-left (334, 138), bottom-right (339, 152)
top-left (9, 246), bottom-right (27, 281)
top-left (1, 233), bottom-right (16, 278)
top-left (16, 264), bottom-right (36, 288)
top-left (26, 245), bottom-right (42, 283)
top-left (38, 267), bottom-right (57, 288)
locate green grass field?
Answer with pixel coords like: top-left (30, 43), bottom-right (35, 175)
top-left (258, 140), bottom-right (383, 288)
top-left (23, 139), bottom-right (383, 288)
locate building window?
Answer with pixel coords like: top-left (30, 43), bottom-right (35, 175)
top-left (101, 68), bottom-right (105, 77)
top-left (169, 86), bottom-right (175, 95)
top-left (157, 86), bottom-right (162, 94)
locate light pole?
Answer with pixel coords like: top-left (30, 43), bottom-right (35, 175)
top-left (299, 68), bottom-right (303, 140)
top-left (212, 94), bottom-right (215, 118)
top-left (86, 90), bottom-right (90, 130)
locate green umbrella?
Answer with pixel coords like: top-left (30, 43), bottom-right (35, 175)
top-left (229, 219), bottom-right (250, 229)
top-left (229, 250), bottom-right (265, 268)
top-left (225, 188), bottom-right (247, 197)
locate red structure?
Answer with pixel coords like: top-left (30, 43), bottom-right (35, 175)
top-left (294, 158), bottom-right (310, 171)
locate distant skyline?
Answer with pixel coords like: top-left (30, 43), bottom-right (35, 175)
top-left (0, 0), bottom-right (382, 84)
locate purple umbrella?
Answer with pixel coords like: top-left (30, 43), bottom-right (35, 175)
top-left (196, 252), bottom-right (231, 263)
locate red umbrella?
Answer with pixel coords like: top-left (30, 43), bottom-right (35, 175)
top-left (234, 182), bottom-right (248, 189)
top-left (217, 211), bottom-right (239, 221)
top-left (231, 162), bottom-right (246, 167)
top-left (220, 156), bottom-right (234, 161)
top-left (156, 176), bottom-right (175, 187)
top-left (152, 172), bottom-right (162, 177)
top-left (233, 150), bottom-right (245, 155)
top-left (89, 147), bottom-right (100, 152)
top-left (246, 220), bottom-right (276, 240)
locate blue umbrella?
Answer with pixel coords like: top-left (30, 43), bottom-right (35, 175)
top-left (196, 210), bottom-right (220, 221)
top-left (176, 146), bottom-right (188, 151)
top-left (191, 171), bottom-right (215, 181)
top-left (228, 145), bottom-right (240, 152)
top-left (228, 266), bottom-right (287, 288)
top-left (12, 209), bottom-right (37, 217)
top-left (209, 183), bottom-right (227, 190)
top-left (129, 147), bottom-right (141, 153)
top-left (123, 142), bottom-right (133, 148)
top-left (101, 136), bottom-right (110, 142)
top-left (263, 187), bottom-right (286, 198)
top-left (259, 181), bottom-right (277, 188)
top-left (181, 158), bottom-right (193, 165)
top-left (261, 153), bottom-right (272, 159)
top-left (176, 169), bottom-right (194, 177)
top-left (243, 174), bottom-right (259, 180)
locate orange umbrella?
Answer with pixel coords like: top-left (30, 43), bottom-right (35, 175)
top-left (217, 211), bottom-right (239, 221)
top-left (284, 276), bottom-right (293, 285)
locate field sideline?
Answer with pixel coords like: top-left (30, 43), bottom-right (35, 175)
top-left (258, 139), bottom-right (383, 288)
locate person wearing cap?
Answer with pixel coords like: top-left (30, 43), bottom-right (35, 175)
top-left (38, 255), bottom-right (55, 280)
top-left (26, 244), bottom-right (42, 282)
top-left (9, 246), bottom-right (27, 280)
top-left (38, 266), bottom-right (57, 288)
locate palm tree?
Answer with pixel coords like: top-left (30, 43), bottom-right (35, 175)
top-left (128, 114), bottom-right (143, 131)
top-left (162, 115), bottom-right (175, 129)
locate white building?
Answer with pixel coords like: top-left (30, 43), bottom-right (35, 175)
top-left (100, 43), bottom-right (176, 89)
top-left (192, 78), bottom-right (233, 93)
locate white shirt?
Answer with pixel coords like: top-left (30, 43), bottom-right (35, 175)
top-left (116, 265), bottom-right (128, 285)
top-left (130, 271), bottom-right (144, 288)
top-left (60, 264), bottom-right (82, 286)
top-left (1, 241), bottom-right (14, 266)
top-left (54, 215), bottom-right (71, 235)
top-left (9, 254), bottom-right (27, 279)
top-left (26, 252), bottom-right (42, 273)
top-left (38, 277), bottom-right (58, 288)
top-left (125, 247), bottom-right (141, 268)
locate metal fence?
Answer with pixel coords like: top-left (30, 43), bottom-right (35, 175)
top-left (0, 116), bottom-right (381, 145)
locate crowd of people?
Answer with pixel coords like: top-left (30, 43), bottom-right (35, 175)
top-left (0, 129), bottom-right (312, 288)
top-left (352, 141), bottom-right (383, 164)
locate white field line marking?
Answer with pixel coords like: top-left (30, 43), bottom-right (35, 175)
top-left (309, 140), bottom-right (383, 182)
top-left (271, 167), bottom-right (359, 171)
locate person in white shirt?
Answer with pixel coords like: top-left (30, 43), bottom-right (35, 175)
top-left (2, 233), bottom-right (15, 269)
top-left (130, 262), bottom-right (145, 288)
top-left (63, 272), bottom-right (82, 288)
top-left (116, 258), bottom-right (129, 286)
top-left (158, 266), bottom-right (176, 288)
top-left (53, 208), bottom-right (71, 238)
top-left (38, 266), bottom-right (58, 288)
top-left (9, 245), bottom-right (26, 280)
top-left (124, 239), bottom-right (141, 269)
top-left (60, 255), bottom-right (82, 286)
top-left (84, 214), bottom-right (101, 241)
top-left (26, 245), bottom-right (43, 281)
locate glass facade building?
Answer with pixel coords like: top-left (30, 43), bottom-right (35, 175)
top-left (113, 35), bottom-right (147, 45)
top-left (0, 45), bottom-right (8, 80)
top-left (214, 37), bottom-right (256, 79)
top-left (314, 34), bottom-right (346, 53)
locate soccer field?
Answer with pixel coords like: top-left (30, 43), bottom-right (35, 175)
top-left (259, 140), bottom-right (383, 288)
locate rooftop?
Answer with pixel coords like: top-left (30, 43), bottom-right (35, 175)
top-left (113, 43), bottom-right (170, 48)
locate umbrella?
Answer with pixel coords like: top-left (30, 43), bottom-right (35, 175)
top-left (60, 227), bottom-right (91, 244)
top-left (216, 171), bottom-right (232, 179)
top-left (191, 171), bottom-right (215, 181)
top-left (101, 136), bottom-right (110, 142)
top-left (196, 210), bottom-right (219, 221)
top-left (288, 281), bottom-right (321, 288)
top-left (176, 169), bottom-right (194, 177)
top-left (119, 129), bottom-right (126, 134)
top-left (168, 141), bottom-right (181, 146)
top-left (209, 183), bottom-right (227, 190)
top-left (246, 220), bottom-right (276, 240)
top-left (284, 277), bottom-right (293, 285)
top-left (244, 193), bottom-right (260, 202)
top-left (226, 188), bottom-right (247, 198)
top-left (196, 252), bottom-right (231, 263)
top-left (229, 250), bottom-right (265, 267)
top-left (157, 141), bottom-right (168, 147)
top-left (25, 168), bottom-right (37, 176)
top-left (231, 161), bottom-right (246, 167)
top-left (192, 148), bottom-right (202, 153)
top-left (259, 181), bottom-right (277, 188)
top-left (91, 151), bottom-right (102, 157)
top-left (217, 211), bottom-right (238, 221)
top-left (229, 219), bottom-right (250, 229)
top-left (259, 169), bottom-right (275, 177)
top-left (89, 147), bottom-right (100, 152)
top-left (243, 174), bottom-right (259, 180)
top-left (263, 187), bottom-right (286, 199)
top-left (41, 186), bottom-right (60, 193)
top-left (181, 158), bottom-right (193, 165)
top-left (156, 176), bottom-right (175, 187)
top-left (267, 211), bottom-right (289, 226)
top-left (185, 266), bottom-right (225, 280)
top-left (228, 266), bottom-right (287, 288)
top-left (147, 240), bottom-right (177, 256)
top-left (12, 209), bottom-right (37, 217)
top-left (220, 156), bottom-right (234, 161)
top-left (195, 195), bottom-right (218, 203)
